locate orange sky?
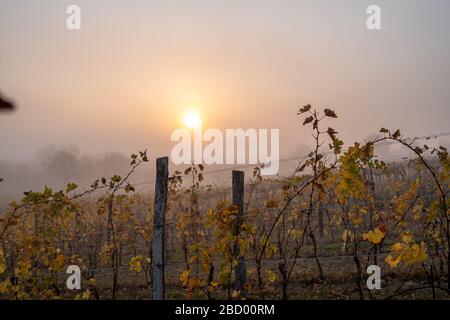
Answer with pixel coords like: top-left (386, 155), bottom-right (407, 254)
top-left (1, 0), bottom-right (449, 162)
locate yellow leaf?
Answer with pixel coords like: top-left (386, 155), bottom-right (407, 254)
top-left (129, 255), bottom-right (143, 273)
top-left (386, 255), bottom-right (401, 268)
top-left (407, 242), bottom-right (427, 264)
top-left (391, 242), bottom-right (403, 252)
top-left (207, 282), bottom-right (219, 293)
top-left (180, 269), bottom-right (190, 286)
top-left (358, 208), bottom-right (368, 215)
top-left (386, 241), bottom-right (428, 269)
top-left (53, 252), bottom-right (67, 272)
top-left (266, 269), bottom-right (277, 283)
top-left (81, 290), bottom-right (91, 300)
top-left (188, 278), bottom-right (202, 289)
top-left (401, 232), bottom-right (413, 244)
top-left (288, 228), bottom-right (302, 240)
top-left (363, 228), bottom-right (385, 244)
top-left (342, 229), bottom-right (352, 241)
top-left (0, 279), bottom-right (11, 294)
top-left (0, 250), bottom-right (6, 274)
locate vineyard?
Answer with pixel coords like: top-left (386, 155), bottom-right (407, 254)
top-left (0, 107), bottom-right (448, 300)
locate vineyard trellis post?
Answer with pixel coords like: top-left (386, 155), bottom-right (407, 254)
top-left (152, 157), bottom-right (169, 300)
top-left (232, 170), bottom-right (246, 294)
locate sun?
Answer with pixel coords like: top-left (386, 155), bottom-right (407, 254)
top-left (183, 111), bottom-right (202, 129)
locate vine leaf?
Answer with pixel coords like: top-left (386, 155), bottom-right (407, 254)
top-left (327, 127), bottom-right (338, 139)
top-left (392, 129), bottom-right (401, 139)
top-left (303, 116), bottom-right (314, 125)
top-left (298, 104), bottom-right (311, 114)
top-left (324, 108), bottom-right (337, 118)
top-left (65, 182), bottom-right (78, 193)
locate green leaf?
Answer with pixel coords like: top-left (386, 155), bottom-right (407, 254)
top-left (66, 182), bottom-right (78, 193)
top-left (111, 175), bottom-right (122, 183)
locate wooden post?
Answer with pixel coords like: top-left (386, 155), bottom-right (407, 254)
top-left (232, 170), bottom-right (246, 294)
top-left (152, 157), bottom-right (168, 300)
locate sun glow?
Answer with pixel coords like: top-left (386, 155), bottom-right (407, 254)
top-left (183, 111), bottom-right (202, 129)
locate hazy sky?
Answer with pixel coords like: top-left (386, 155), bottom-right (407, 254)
top-left (1, 0), bottom-right (449, 162)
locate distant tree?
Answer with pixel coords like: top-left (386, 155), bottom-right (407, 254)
top-left (93, 152), bottom-right (130, 178)
top-left (38, 145), bottom-right (88, 184)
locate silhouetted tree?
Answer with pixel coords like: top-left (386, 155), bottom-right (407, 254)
top-left (38, 145), bottom-right (86, 184)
